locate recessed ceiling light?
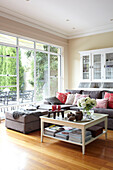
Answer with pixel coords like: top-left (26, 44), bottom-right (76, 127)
top-left (72, 27), bottom-right (76, 30)
top-left (66, 19), bottom-right (70, 22)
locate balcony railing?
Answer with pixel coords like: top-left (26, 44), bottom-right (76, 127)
top-left (0, 90), bottom-right (34, 106)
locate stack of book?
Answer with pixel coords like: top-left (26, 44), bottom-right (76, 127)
top-left (55, 127), bottom-right (76, 140)
top-left (69, 129), bottom-right (92, 143)
top-left (44, 125), bottom-right (64, 136)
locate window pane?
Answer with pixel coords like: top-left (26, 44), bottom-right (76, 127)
top-left (50, 55), bottom-right (58, 96)
top-left (0, 87), bottom-right (17, 106)
top-left (19, 38), bottom-right (34, 48)
top-left (36, 43), bottom-right (48, 51)
top-left (50, 46), bottom-right (61, 54)
top-left (0, 45), bottom-right (16, 57)
top-left (0, 57), bottom-right (16, 75)
top-left (36, 52), bottom-right (48, 101)
top-left (0, 33), bottom-right (16, 45)
top-left (0, 76), bottom-right (17, 87)
top-left (19, 48), bottom-right (34, 103)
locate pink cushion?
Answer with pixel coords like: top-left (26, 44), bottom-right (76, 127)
top-left (56, 92), bottom-right (70, 104)
top-left (104, 92), bottom-right (113, 109)
top-left (73, 93), bottom-right (89, 105)
top-left (95, 98), bottom-right (108, 109)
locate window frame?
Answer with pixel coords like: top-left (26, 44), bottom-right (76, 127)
top-left (0, 33), bottom-right (62, 103)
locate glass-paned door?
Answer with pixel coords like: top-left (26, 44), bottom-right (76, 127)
top-left (105, 53), bottom-right (113, 80)
top-left (92, 54), bottom-right (101, 80)
top-left (19, 48), bottom-right (34, 103)
top-left (82, 55), bottom-right (90, 80)
top-left (0, 45), bottom-right (17, 105)
top-left (50, 54), bottom-right (58, 96)
top-left (36, 52), bottom-right (48, 101)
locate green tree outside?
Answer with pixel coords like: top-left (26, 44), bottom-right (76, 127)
top-left (0, 45), bottom-right (24, 91)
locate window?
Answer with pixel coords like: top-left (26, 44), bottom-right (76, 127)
top-left (19, 38), bottom-right (34, 49)
top-left (0, 33), bottom-right (62, 105)
top-left (0, 45), bottom-right (17, 89)
top-left (36, 42), bottom-right (48, 51)
top-left (0, 33), bottom-right (16, 45)
top-left (36, 51), bottom-right (48, 100)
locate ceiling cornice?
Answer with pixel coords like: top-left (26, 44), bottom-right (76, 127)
top-left (1, 6), bottom-right (113, 40)
top-left (0, 6), bottom-right (68, 39)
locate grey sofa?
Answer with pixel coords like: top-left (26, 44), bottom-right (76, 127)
top-left (45, 89), bottom-right (113, 130)
top-left (67, 89), bottom-right (113, 130)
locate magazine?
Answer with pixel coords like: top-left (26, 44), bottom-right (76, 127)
top-left (45, 125), bottom-right (64, 133)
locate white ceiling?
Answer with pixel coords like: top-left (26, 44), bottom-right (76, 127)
top-left (0, 0), bottom-right (113, 39)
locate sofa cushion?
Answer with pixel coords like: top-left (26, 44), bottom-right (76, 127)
top-left (39, 104), bottom-right (71, 110)
top-left (73, 93), bottom-right (89, 105)
top-left (102, 90), bottom-right (113, 98)
top-left (70, 106), bottom-right (113, 119)
top-left (69, 106), bottom-right (81, 111)
top-left (104, 92), bottom-right (113, 109)
top-left (93, 108), bottom-right (113, 118)
top-left (82, 90), bottom-right (102, 99)
top-left (65, 94), bottom-right (75, 105)
top-left (65, 89), bottom-right (82, 94)
top-left (95, 98), bottom-right (108, 109)
top-left (45, 96), bottom-right (63, 105)
top-left (56, 92), bottom-right (70, 104)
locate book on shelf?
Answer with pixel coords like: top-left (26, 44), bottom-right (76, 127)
top-left (44, 125), bottom-right (64, 136)
top-left (45, 125), bottom-right (64, 132)
top-left (69, 135), bottom-right (92, 143)
top-left (69, 129), bottom-right (92, 143)
top-left (55, 129), bottom-right (75, 140)
top-left (69, 129), bottom-right (92, 139)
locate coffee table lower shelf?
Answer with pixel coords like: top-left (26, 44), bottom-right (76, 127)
top-left (40, 113), bottom-right (108, 154)
top-left (43, 130), bottom-right (106, 146)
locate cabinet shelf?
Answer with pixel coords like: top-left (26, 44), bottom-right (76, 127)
top-left (94, 62), bottom-right (101, 64)
top-left (83, 63), bottom-right (89, 65)
top-left (93, 71), bottom-right (101, 72)
top-left (80, 48), bottom-right (113, 81)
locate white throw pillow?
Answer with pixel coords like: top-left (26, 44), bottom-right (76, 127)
top-left (65, 94), bottom-right (76, 105)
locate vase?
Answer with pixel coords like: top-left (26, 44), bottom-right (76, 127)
top-left (75, 110), bottom-right (83, 121)
top-left (83, 109), bottom-right (91, 119)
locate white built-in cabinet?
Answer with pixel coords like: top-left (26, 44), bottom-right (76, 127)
top-left (80, 47), bottom-right (113, 82)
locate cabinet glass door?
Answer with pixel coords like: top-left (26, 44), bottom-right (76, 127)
top-left (105, 53), bottom-right (113, 79)
top-left (82, 55), bottom-right (90, 80)
top-left (92, 54), bottom-right (101, 80)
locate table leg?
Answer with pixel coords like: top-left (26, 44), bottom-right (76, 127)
top-left (105, 117), bottom-right (108, 140)
top-left (62, 111), bottom-right (64, 118)
top-left (41, 119), bottom-right (44, 143)
top-left (82, 127), bottom-right (85, 155)
top-left (57, 112), bottom-right (59, 117)
top-left (53, 112), bottom-right (56, 119)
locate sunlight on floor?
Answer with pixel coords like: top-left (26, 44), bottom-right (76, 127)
top-left (0, 139), bottom-right (27, 170)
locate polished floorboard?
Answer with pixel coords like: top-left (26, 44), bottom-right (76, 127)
top-left (0, 121), bottom-right (113, 170)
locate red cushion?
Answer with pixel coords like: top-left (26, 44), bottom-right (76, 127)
top-left (104, 92), bottom-right (113, 108)
top-left (56, 92), bottom-right (70, 104)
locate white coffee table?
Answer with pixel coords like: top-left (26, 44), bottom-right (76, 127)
top-left (40, 112), bottom-right (108, 154)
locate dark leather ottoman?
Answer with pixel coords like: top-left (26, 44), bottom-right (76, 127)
top-left (5, 109), bottom-right (48, 134)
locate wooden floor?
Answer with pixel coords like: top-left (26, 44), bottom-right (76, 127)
top-left (0, 121), bottom-right (113, 170)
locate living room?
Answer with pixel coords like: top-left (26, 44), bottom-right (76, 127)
top-left (0, 0), bottom-right (113, 169)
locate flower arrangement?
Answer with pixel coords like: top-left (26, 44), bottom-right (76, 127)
top-left (77, 97), bottom-right (97, 115)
